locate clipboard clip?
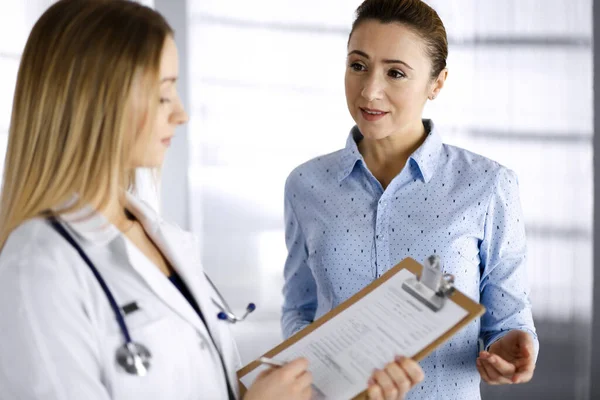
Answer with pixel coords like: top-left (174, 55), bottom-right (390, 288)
top-left (401, 255), bottom-right (455, 311)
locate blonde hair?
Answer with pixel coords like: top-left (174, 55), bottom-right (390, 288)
top-left (0, 0), bottom-right (173, 248)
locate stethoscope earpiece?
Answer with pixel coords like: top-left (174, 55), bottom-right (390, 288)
top-left (217, 311), bottom-right (228, 321)
top-left (212, 300), bottom-right (257, 323)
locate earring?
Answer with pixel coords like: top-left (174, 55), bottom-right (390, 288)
top-left (429, 94), bottom-right (437, 100)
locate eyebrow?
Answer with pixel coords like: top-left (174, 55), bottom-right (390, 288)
top-left (348, 50), bottom-right (414, 70)
top-left (161, 77), bottom-right (178, 84)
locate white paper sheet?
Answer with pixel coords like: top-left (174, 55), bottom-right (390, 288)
top-left (240, 268), bottom-right (468, 399)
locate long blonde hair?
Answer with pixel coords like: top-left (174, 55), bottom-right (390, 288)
top-left (0, 0), bottom-right (173, 248)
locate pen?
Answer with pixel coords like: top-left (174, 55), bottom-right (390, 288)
top-left (258, 356), bottom-right (286, 368)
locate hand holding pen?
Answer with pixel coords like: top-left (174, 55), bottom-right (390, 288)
top-left (243, 357), bottom-right (313, 400)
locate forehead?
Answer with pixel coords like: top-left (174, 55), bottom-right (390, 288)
top-left (348, 20), bottom-right (430, 66)
top-left (159, 36), bottom-right (179, 78)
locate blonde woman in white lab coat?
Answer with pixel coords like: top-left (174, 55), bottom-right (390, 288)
top-left (0, 1), bottom-right (315, 399)
top-left (0, 1), bottom-right (421, 399)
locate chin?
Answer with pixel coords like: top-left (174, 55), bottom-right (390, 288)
top-left (356, 122), bottom-right (392, 141)
top-left (148, 158), bottom-right (165, 168)
top-left (136, 156), bottom-right (165, 169)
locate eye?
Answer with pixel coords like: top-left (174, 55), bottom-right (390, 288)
top-left (388, 69), bottom-right (406, 79)
top-left (349, 62), bottom-right (366, 72)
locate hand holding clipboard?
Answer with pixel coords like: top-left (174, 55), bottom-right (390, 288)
top-left (239, 256), bottom-right (486, 400)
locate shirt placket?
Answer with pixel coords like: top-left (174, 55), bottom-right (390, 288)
top-left (374, 195), bottom-right (391, 278)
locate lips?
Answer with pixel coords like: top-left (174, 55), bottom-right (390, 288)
top-left (360, 107), bottom-right (388, 122)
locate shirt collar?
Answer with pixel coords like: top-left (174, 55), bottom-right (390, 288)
top-left (410, 119), bottom-right (443, 183)
top-left (338, 119), bottom-right (443, 184)
top-left (337, 125), bottom-right (364, 183)
top-left (56, 192), bottom-right (160, 246)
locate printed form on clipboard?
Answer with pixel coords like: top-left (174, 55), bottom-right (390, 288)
top-left (238, 256), bottom-right (486, 400)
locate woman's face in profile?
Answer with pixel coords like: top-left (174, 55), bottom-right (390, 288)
top-left (345, 20), bottom-right (434, 140)
top-left (131, 36), bottom-right (188, 168)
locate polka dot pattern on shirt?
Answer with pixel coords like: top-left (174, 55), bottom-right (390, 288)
top-left (281, 120), bottom-right (537, 400)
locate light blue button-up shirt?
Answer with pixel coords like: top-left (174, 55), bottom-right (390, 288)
top-left (281, 120), bottom-right (537, 399)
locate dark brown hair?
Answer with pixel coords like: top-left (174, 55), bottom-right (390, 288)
top-left (350, 0), bottom-right (448, 79)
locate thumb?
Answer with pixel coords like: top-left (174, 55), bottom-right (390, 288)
top-left (516, 332), bottom-right (534, 358)
top-left (255, 367), bottom-right (276, 381)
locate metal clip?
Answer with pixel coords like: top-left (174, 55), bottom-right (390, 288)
top-left (401, 255), bottom-right (455, 311)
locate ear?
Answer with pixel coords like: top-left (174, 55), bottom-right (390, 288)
top-left (428, 68), bottom-right (448, 100)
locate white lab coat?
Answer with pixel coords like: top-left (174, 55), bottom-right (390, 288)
top-left (0, 194), bottom-right (242, 400)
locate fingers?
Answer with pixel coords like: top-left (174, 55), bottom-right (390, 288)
top-left (395, 356), bottom-right (425, 385)
top-left (512, 360), bottom-right (535, 384)
top-left (516, 332), bottom-right (534, 359)
top-left (477, 358), bottom-right (511, 385)
top-left (278, 357), bottom-right (309, 381)
top-left (299, 385), bottom-right (313, 400)
top-left (256, 368), bottom-right (273, 379)
top-left (368, 357), bottom-right (423, 400)
top-left (292, 371), bottom-right (313, 392)
top-left (511, 333), bottom-right (535, 384)
top-left (476, 357), bottom-right (492, 383)
top-left (480, 352), bottom-right (516, 376)
top-left (367, 383), bottom-right (384, 400)
top-left (371, 368), bottom-right (401, 400)
top-left (382, 362), bottom-right (410, 397)
top-left (476, 353), bottom-right (514, 385)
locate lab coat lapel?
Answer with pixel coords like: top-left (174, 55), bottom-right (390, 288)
top-left (156, 222), bottom-right (241, 388)
top-left (154, 223), bottom-right (225, 345)
top-left (122, 197), bottom-right (208, 335)
top-left (126, 195), bottom-right (240, 391)
top-left (122, 231), bottom-right (208, 335)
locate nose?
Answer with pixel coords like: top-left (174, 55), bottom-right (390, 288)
top-left (170, 96), bottom-right (189, 125)
top-left (360, 71), bottom-right (384, 102)
top-left (175, 108), bottom-right (189, 125)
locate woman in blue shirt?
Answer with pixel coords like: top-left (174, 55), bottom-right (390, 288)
top-left (281, 0), bottom-right (538, 399)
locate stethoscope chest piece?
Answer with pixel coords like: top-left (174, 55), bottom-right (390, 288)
top-left (116, 342), bottom-right (152, 376)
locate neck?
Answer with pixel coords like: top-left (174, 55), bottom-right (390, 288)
top-left (101, 191), bottom-right (133, 232)
top-left (358, 120), bottom-right (427, 167)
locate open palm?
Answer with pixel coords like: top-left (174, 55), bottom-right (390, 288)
top-left (476, 330), bottom-right (535, 385)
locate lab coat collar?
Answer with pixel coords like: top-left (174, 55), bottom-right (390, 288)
top-left (56, 198), bottom-right (119, 246)
top-left (57, 194), bottom-right (238, 386)
top-left (57, 194), bottom-right (210, 334)
top-left (56, 192), bottom-right (166, 246)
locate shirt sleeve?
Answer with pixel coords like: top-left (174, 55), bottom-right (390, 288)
top-left (281, 181), bottom-right (318, 339)
top-left (0, 248), bottom-right (111, 400)
top-left (479, 168), bottom-right (539, 360)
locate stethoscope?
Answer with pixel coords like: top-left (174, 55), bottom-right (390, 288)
top-left (48, 217), bottom-right (256, 377)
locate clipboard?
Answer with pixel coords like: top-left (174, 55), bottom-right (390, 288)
top-left (237, 256), bottom-right (486, 399)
